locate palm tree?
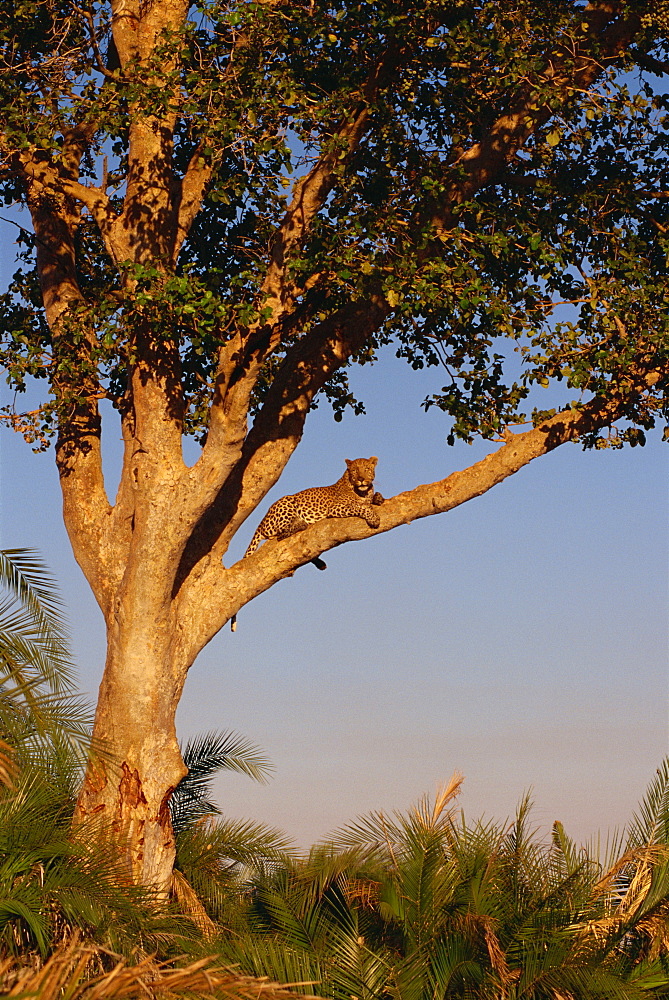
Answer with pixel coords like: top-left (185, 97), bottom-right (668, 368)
top-left (218, 769), bottom-right (669, 1000)
top-left (169, 730), bottom-right (294, 934)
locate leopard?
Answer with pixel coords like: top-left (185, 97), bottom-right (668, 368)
top-left (230, 457), bottom-right (384, 631)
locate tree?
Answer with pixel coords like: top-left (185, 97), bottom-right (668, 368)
top-left (0, 0), bottom-right (668, 890)
top-left (0, 550), bottom-right (164, 960)
top-left (0, 551), bottom-right (292, 958)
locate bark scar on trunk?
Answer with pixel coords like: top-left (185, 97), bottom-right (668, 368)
top-left (158, 785), bottom-right (176, 829)
top-left (119, 761), bottom-right (148, 809)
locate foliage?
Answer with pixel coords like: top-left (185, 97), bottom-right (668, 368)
top-left (0, 935), bottom-right (318, 1000)
top-left (170, 730), bottom-right (273, 834)
top-left (170, 730), bottom-right (293, 930)
top-left (0, 764), bottom-right (178, 959)
top-left (0, 558), bottom-right (667, 998)
top-left (0, 549), bottom-right (91, 763)
top-left (0, 556), bottom-right (293, 957)
top-left (215, 768), bottom-right (669, 1000)
top-left (0, 1), bottom-right (668, 446)
top-left (174, 816), bottom-right (294, 934)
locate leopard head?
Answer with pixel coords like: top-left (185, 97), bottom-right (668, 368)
top-left (345, 456), bottom-right (378, 496)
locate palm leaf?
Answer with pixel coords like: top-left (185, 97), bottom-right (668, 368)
top-left (1, 935), bottom-right (321, 1000)
top-left (175, 815), bottom-right (293, 923)
top-left (217, 934), bottom-right (324, 995)
top-left (170, 730), bottom-right (272, 834)
top-left (626, 758), bottom-right (669, 850)
top-left (0, 549), bottom-right (92, 753)
top-left (0, 549), bottom-right (74, 691)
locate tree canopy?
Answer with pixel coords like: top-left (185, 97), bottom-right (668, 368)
top-left (2, 0), bottom-right (668, 454)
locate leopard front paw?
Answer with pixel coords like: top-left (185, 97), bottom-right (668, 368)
top-left (371, 492), bottom-right (384, 505)
top-left (366, 510), bottom-right (381, 529)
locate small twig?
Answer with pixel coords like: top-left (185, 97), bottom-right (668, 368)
top-left (0, 213), bottom-right (52, 251)
top-left (71, 2), bottom-right (124, 81)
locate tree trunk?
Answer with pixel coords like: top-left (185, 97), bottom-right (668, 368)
top-left (74, 592), bottom-right (188, 890)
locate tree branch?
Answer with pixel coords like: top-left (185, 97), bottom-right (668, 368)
top-left (184, 46), bottom-right (400, 530)
top-left (173, 295), bottom-right (389, 598)
top-left (260, 39), bottom-right (402, 316)
top-left (150, 1), bottom-right (650, 615)
top-left (430, 3), bottom-right (642, 229)
top-left (171, 144), bottom-right (212, 265)
top-left (19, 152), bottom-right (113, 611)
top-left (634, 51), bottom-right (669, 77)
top-left (178, 391), bottom-right (629, 660)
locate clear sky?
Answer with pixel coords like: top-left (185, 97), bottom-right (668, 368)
top-left (0, 216), bottom-right (667, 850)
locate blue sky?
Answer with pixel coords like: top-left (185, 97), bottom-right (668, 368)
top-left (1, 259), bottom-right (667, 848)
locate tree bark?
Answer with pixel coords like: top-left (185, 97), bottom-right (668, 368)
top-left (75, 620), bottom-right (188, 888)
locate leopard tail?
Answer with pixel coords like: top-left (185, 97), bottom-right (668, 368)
top-left (244, 528), bottom-right (264, 557)
top-left (232, 529), bottom-right (266, 631)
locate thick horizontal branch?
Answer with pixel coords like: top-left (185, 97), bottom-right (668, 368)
top-left (191, 6), bottom-right (641, 534)
top-left (177, 395), bottom-right (623, 661)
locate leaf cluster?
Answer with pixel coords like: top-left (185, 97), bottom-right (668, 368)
top-left (0, 1), bottom-right (668, 445)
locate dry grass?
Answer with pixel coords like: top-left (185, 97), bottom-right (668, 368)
top-left (0, 936), bottom-right (320, 1000)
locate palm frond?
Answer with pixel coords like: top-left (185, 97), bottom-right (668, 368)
top-left (209, 767), bottom-right (669, 1000)
top-left (170, 868), bottom-right (218, 938)
top-left (0, 549), bottom-right (92, 755)
top-left (217, 934), bottom-right (324, 996)
top-left (408, 772), bottom-right (464, 832)
top-left (170, 730), bottom-right (272, 834)
top-left (626, 759), bottom-right (669, 850)
top-left (1, 936), bottom-right (321, 1000)
top-left (326, 809), bottom-right (406, 863)
top-left (174, 816), bottom-right (293, 926)
top-left (0, 550), bottom-right (74, 692)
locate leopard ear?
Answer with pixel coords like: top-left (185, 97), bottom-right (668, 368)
top-left (369, 456), bottom-right (378, 466)
top-left (345, 459), bottom-right (353, 469)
